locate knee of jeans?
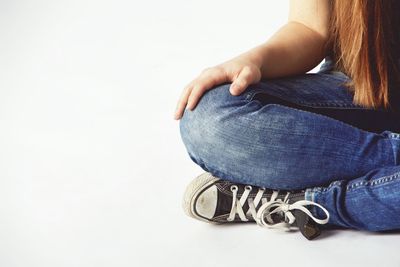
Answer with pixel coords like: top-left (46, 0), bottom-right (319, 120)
top-left (179, 83), bottom-right (236, 159)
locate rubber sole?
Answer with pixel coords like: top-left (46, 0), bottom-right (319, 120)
top-left (182, 172), bottom-right (220, 224)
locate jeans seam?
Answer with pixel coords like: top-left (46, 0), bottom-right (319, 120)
top-left (387, 132), bottom-right (400, 139)
top-left (243, 98), bottom-right (384, 137)
top-left (245, 86), bottom-right (369, 109)
top-left (310, 172), bottom-right (400, 194)
top-left (244, 89), bottom-right (265, 101)
top-left (346, 171), bottom-right (400, 192)
top-left (294, 100), bottom-right (369, 110)
top-left (307, 185), bottom-right (336, 218)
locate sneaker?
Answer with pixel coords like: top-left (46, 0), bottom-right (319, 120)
top-left (182, 172), bottom-right (330, 240)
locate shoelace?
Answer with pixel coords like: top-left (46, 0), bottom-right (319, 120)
top-left (227, 184), bottom-right (330, 230)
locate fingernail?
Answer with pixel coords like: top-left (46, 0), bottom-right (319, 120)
top-left (230, 84), bottom-right (238, 94)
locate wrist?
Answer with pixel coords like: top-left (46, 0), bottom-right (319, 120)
top-left (241, 44), bottom-right (272, 75)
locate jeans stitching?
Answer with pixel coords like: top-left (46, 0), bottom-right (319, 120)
top-left (388, 132), bottom-right (400, 139)
top-left (346, 171), bottom-right (400, 192)
top-left (322, 180), bottom-right (343, 192)
top-left (243, 98), bottom-right (384, 136)
top-left (244, 89), bottom-right (265, 101)
top-left (245, 88), bottom-right (382, 112)
top-left (294, 100), bottom-right (369, 109)
top-left (311, 172), bottom-right (400, 194)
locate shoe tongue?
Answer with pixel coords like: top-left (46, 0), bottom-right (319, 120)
top-left (213, 184), bottom-right (285, 222)
top-left (213, 181), bottom-right (306, 222)
top-left (214, 182), bottom-right (279, 218)
top-left (214, 189), bottom-right (233, 217)
top-left (213, 182), bottom-right (250, 218)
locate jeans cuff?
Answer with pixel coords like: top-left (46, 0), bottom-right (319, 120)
top-left (304, 187), bottom-right (322, 218)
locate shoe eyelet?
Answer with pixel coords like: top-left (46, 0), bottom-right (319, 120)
top-left (230, 185), bottom-right (238, 192)
top-left (245, 185), bottom-right (252, 191)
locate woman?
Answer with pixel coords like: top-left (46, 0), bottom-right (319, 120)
top-left (173, 0), bottom-right (400, 240)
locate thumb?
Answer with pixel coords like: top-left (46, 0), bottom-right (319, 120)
top-left (229, 66), bottom-right (254, 96)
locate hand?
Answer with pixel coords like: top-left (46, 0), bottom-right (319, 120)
top-left (173, 55), bottom-right (263, 120)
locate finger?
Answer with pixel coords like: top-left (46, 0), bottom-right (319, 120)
top-left (187, 69), bottom-right (228, 110)
top-left (174, 85), bottom-right (193, 119)
top-left (229, 66), bottom-right (254, 95)
top-left (186, 84), bottom-right (204, 111)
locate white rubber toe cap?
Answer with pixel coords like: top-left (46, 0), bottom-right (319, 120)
top-left (195, 185), bottom-right (218, 219)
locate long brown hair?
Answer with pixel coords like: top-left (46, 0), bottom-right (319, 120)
top-left (328, 0), bottom-right (400, 110)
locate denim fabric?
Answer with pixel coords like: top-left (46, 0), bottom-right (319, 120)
top-left (179, 66), bottom-right (400, 232)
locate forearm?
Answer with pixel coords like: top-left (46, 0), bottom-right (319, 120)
top-left (242, 21), bottom-right (330, 79)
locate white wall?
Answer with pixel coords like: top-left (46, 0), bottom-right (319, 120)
top-left (0, 1), bottom-right (396, 267)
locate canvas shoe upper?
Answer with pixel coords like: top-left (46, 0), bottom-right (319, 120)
top-left (183, 172), bottom-right (330, 240)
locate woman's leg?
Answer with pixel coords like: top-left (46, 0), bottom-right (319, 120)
top-left (306, 164), bottom-right (400, 231)
top-left (179, 71), bottom-right (400, 190)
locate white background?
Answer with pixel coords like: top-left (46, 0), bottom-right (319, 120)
top-left (0, 0), bottom-right (399, 266)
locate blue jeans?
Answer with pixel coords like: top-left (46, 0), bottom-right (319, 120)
top-left (179, 60), bottom-right (400, 232)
